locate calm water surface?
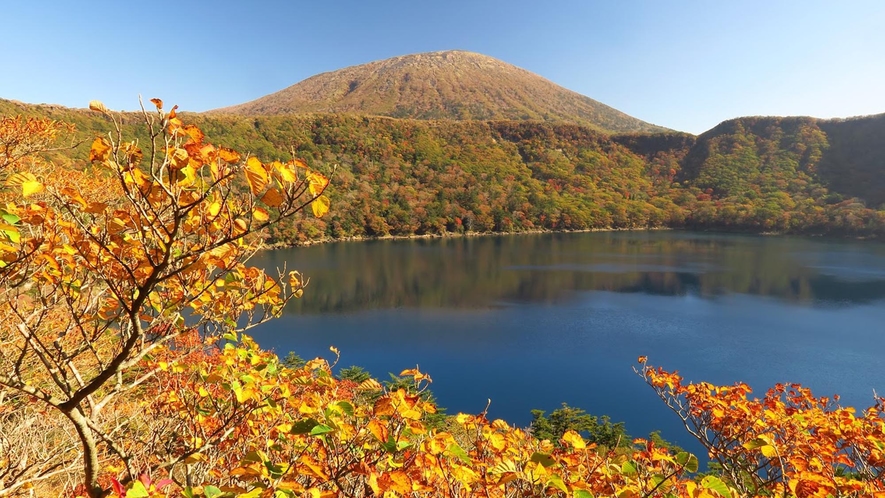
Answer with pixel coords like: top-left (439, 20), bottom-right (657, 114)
top-left (250, 231), bottom-right (885, 455)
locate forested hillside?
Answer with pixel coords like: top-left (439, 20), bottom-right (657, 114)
top-left (2, 98), bottom-right (884, 242)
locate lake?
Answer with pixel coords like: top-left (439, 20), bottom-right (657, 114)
top-left (249, 231), bottom-right (885, 457)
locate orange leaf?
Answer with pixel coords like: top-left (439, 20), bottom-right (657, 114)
top-left (367, 419), bottom-right (388, 442)
top-left (260, 188), bottom-right (283, 207)
top-left (218, 147), bottom-right (240, 164)
top-left (149, 98), bottom-right (163, 110)
top-left (373, 396), bottom-right (395, 417)
top-left (169, 148), bottom-right (189, 170)
top-left (181, 124), bottom-right (204, 144)
top-left (89, 137), bottom-right (111, 162)
top-left (388, 471), bottom-right (412, 494)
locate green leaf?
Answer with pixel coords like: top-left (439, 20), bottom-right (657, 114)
top-left (447, 443), bottom-right (471, 463)
top-left (742, 438), bottom-right (769, 450)
top-left (574, 491), bottom-right (595, 498)
top-left (621, 460), bottom-right (637, 476)
top-left (676, 451), bottom-right (699, 473)
top-left (2, 227), bottom-right (20, 244)
top-left (530, 452), bottom-right (555, 468)
top-left (651, 473), bottom-right (667, 488)
top-left (547, 473), bottom-right (568, 493)
top-left (1, 212), bottom-right (20, 224)
top-left (289, 418), bottom-right (319, 435)
top-left (310, 424), bottom-right (334, 436)
top-left (335, 400), bottom-right (354, 417)
top-left (701, 476), bottom-right (732, 498)
top-left (203, 486), bottom-right (223, 498)
top-left (125, 481), bottom-right (150, 498)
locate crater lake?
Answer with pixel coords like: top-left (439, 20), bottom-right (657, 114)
top-left (249, 231), bottom-right (885, 456)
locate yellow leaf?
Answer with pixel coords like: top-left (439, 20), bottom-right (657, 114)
top-left (562, 430), bottom-right (586, 449)
top-left (177, 165), bottom-right (197, 186)
top-left (488, 432), bottom-right (506, 451)
top-left (276, 161), bottom-right (298, 182)
top-left (311, 194), bottom-right (330, 218)
top-left (89, 137), bottom-right (111, 162)
top-left (307, 172), bottom-right (329, 196)
top-left (208, 202), bottom-right (222, 217)
top-left (21, 180), bottom-right (44, 197)
top-left (252, 207), bottom-right (270, 223)
top-left (244, 157), bottom-right (268, 196)
top-left (760, 444), bottom-right (778, 459)
top-left (88, 100), bottom-right (108, 113)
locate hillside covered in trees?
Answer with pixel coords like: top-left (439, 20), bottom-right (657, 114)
top-left (2, 97), bottom-right (884, 244)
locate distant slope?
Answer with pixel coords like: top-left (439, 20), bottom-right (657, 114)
top-left (3, 98), bottom-right (885, 239)
top-left (209, 50), bottom-right (666, 134)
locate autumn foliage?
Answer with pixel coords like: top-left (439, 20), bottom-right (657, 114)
top-left (0, 102), bottom-right (883, 497)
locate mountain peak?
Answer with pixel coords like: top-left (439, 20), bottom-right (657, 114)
top-left (210, 51), bottom-right (665, 133)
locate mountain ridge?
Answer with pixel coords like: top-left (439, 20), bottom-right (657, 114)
top-left (209, 50), bottom-right (666, 134)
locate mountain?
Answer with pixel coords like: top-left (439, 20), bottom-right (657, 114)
top-left (209, 50), bottom-right (665, 134)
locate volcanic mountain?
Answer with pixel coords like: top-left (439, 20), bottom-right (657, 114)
top-left (210, 50), bottom-right (664, 133)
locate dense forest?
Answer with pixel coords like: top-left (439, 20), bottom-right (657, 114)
top-left (3, 98), bottom-right (883, 245)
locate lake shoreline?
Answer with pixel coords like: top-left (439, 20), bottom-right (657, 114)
top-left (263, 225), bottom-right (880, 250)
top-left (264, 226), bottom-right (676, 250)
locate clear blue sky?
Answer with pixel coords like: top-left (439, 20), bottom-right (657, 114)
top-left (3, 1), bottom-right (883, 134)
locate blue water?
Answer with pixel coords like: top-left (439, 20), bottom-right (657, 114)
top-left (249, 231), bottom-right (885, 458)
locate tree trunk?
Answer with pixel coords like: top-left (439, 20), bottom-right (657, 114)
top-left (65, 407), bottom-right (102, 498)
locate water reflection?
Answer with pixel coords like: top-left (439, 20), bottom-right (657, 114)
top-left (249, 231), bottom-right (885, 460)
top-left (251, 231), bottom-right (885, 313)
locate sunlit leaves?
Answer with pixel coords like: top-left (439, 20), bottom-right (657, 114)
top-left (0, 106), bottom-right (335, 496)
top-left (639, 359), bottom-right (885, 497)
top-left (311, 194), bottom-right (330, 218)
top-left (307, 171), bottom-right (329, 197)
top-left (244, 156), bottom-right (268, 196)
top-left (89, 137), bottom-right (111, 162)
top-left (6, 172), bottom-right (44, 197)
